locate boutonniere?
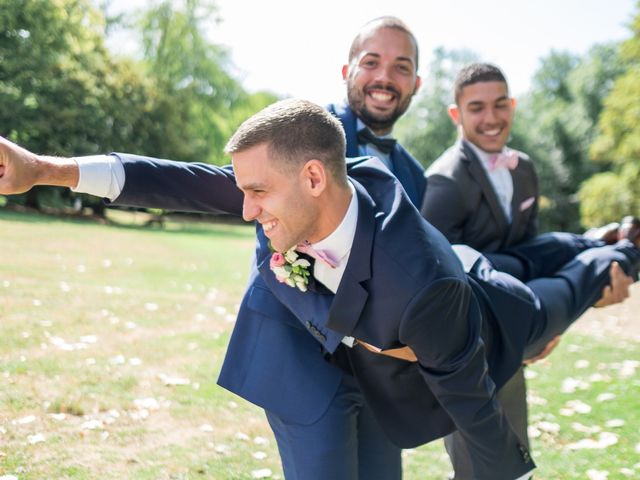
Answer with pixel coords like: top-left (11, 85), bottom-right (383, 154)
top-left (270, 247), bottom-right (312, 292)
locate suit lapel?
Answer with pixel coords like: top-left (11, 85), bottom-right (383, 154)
top-left (460, 142), bottom-right (510, 239)
top-left (326, 181), bottom-right (372, 335)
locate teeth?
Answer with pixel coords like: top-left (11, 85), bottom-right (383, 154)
top-left (263, 221), bottom-right (276, 232)
top-left (483, 128), bottom-right (501, 136)
top-left (370, 91), bottom-right (393, 102)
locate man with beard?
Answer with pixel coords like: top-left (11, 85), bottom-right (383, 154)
top-left (327, 16), bottom-right (425, 207)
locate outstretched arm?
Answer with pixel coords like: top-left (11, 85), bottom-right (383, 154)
top-left (0, 136), bottom-right (79, 194)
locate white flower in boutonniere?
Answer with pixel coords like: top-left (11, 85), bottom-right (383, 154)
top-left (270, 247), bottom-right (312, 292)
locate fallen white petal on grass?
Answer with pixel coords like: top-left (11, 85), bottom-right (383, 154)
top-left (214, 306), bottom-right (227, 315)
top-left (102, 259), bottom-right (112, 268)
top-left (144, 303), bottom-right (159, 311)
top-left (254, 436), bottom-right (269, 446)
top-left (605, 419), bottom-right (625, 428)
top-left (596, 392), bottom-right (616, 402)
top-left (588, 373), bottom-right (611, 382)
top-left (575, 359), bottom-right (590, 369)
top-left (567, 432), bottom-right (618, 450)
top-left (526, 393), bottom-right (547, 406)
top-left (618, 360), bottom-right (639, 378)
top-left (79, 335), bottom-right (97, 344)
top-left (561, 377), bottom-right (590, 394)
top-left (636, 443), bottom-right (640, 454)
top-left (80, 419), bottom-right (104, 431)
top-left (14, 415), bottom-right (36, 425)
top-left (200, 424), bottom-right (214, 433)
top-left (251, 469), bottom-right (272, 479)
top-left (59, 282), bottom-right (71, 292)
top-left (49, 413), bottom-right (66, 421)
top-left (225, 314), bottom-right (236, 323)
top-left (235, 432), bottom-right (250, 441)
top-left (619, 467), bottom-right (635, 477)
top-left (125, 321), bottom-right (137, 329)
top-left (586, 469), bottom-right (609, 480)
top-left (535, 421), bottom-right (560, 434)
top-left (128, 357), bottom-right (142, 366)
top-left (571, 422), bottom-right (601, 434)
top-left (253, 451), bottom-right (267, 460)
top-left (562, 399), bottom-right (592, 415)
top-left (228, 401), bottom-right (238, 409)
top-left (214, 444), bottom-right (229, 454)
top-left (27, 433), bottom-right (45, 444)
top-left (2, 280), bottom-right (10, 287)
top-left (159, 374), bottom-right (190, 386)
top-left (109, 355), bottom-right (126, 365)
top-left (0, 475), bottom-right (19, 480)
top-left (134, 398), bottom-right (160, 410)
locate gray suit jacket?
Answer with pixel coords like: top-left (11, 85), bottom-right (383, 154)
top-left (421, 140), bottom-right (538, 252)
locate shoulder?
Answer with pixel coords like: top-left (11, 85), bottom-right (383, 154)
top-left (426, 143), bottom-right (471, 178)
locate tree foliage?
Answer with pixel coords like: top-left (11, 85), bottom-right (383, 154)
top-left (511, 44), bottom-right (625, 231)
top-left (580, 1), bottom-right (640, 225)
top-left (0, 0), bottom-right (277, 212)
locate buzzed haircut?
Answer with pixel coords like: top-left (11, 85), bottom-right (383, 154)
top-left (454, 63), bottom-right (509, 104)
top-left (348, 16), bottom-right (419, 70)
top-left (225, 99), bottom-right (348, 186)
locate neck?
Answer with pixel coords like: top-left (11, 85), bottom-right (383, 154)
top-left (310, 183), bottom-right (353, 244)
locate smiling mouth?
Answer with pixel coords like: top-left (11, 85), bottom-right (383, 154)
top-left (480, 127), bottom-right (503, 137)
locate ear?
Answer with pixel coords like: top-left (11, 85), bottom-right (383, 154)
top-left (510, 97), bottom-right (517, 110)
top-left (447, 104), bottom-right (461, 125)
top-left (341, 64), bottom-right (349, 81)
top-left (413, 75), bottom-right (422, 95)
top-left (302, 159), bottom-right (328, 197)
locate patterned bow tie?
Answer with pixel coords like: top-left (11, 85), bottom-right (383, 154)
top-left (357, 128), bottom-right (397, 154)
top-left (488, 151), bottom-right (519, 171)
top-left (296, 241), bottom-right (338, 268)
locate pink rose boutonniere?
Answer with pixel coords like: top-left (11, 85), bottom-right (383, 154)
top-left (270, 247), bottom-right (312, 292)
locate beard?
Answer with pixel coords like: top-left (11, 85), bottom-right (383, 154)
top-left (346, 83), bottom-right (414, 133)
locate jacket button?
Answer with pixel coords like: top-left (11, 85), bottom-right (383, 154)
top-left (518, 444), bottom-right (531, 463)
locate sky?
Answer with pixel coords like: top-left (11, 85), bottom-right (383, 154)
top-left (107, 0), bottom-right (637, 104)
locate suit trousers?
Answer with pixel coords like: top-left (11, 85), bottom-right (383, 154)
top-left (266, 369), bottom-right (401, 480)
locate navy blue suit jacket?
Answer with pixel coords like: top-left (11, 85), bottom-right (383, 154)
top-left (326, 102), bottom-right (427, 207)
top-left (109, 153), bottom-right (536, 479)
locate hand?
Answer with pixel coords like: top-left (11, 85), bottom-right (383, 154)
top-left (0, 136), bottom-right (78, 194)
top-left (0, 136), bottom-right (41, 194)
top-left (523, 335), bottom-right (561, 365)
top-left (594, 262), bottom-right (633, 308)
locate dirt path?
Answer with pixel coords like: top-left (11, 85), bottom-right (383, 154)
top-left (571, 284), bottom-right (640, 342)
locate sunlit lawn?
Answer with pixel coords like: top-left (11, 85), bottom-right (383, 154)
top-left (1, 209), bottom-right (638, 479)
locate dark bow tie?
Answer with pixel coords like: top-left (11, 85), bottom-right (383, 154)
top-left (357, 128), bottom-right (397, 154)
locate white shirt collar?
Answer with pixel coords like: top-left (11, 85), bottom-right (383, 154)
top-left (311, 181), bottom-right (358, 266)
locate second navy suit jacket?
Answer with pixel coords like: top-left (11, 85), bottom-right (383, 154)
top-left (109, 153), bottom-right (536, 479)
top-left (422, 140), bottom-right (538, 251)
top-left (327, 102), bottom-right (427, 207)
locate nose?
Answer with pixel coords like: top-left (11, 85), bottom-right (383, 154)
top-left (242, 196), bottom-right (261, 222)
top-left (484, 107), bottom-right (499, 124)
top-left (373, 63), bottom-right (394, 84)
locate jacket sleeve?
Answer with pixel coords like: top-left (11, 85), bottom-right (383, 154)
top-left (420, 174), bottom-right (468, 244)
top-left (399, 278), bottom-right (535, 479)
top-left (109, 153), bottom-right (244, 216)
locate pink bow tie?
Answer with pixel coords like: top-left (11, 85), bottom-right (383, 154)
top-left (296, 241), bottom-right (338, 268)
top-left (488, 151), bottom-right (519, 171)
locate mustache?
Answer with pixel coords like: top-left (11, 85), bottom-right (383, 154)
top-left (364, 84), bottom-right (400, 96)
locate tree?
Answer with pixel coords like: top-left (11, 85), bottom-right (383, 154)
top-left (580, 1), bottom-right (640, 225)
top-left (512, 44), bottom-right (625, 232)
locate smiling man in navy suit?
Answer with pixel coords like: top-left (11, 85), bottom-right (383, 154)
top-left (1, 99), bottom-right (639, 480)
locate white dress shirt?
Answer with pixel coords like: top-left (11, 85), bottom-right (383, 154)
top-left (466, 141), bottom-right (514, 222)
top-left (71, 154), bottom-right (124, 200)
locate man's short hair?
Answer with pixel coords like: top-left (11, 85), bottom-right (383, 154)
top-left (348, 16), bottom-right (419, 70)
top-left (454, 63), bottom-right (509, 104)
top-left (225, 99), bottom-right (348, 185)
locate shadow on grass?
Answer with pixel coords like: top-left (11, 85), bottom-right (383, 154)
top-left (0, 207), bottom-right (255, 239)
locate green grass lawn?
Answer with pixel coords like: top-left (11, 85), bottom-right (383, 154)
top-left (1, 209), bottom-right (638, 479)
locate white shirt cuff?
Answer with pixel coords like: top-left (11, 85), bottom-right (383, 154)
top-left (514, 469), bottom-right (535, 480)
top-left (71, 154), bottom-right (124, 201)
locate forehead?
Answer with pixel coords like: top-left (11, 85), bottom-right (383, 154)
top-left (459, 81), bottom-right (509, 105)
top-left (232, 143), bottom-right (292, 190)
top-left (355, 26), bottom-right (416, 62)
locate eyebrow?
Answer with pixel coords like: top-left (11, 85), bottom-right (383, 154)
top-left (466, 95), bottom-right (510, 107)
top-left (360, 52), bottom-right (415, 65)
top-left (237, 181), bottom-right (267, 192)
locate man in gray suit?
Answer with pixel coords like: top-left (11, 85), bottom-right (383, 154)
top-left (420, 63), bottom-right (632, 479)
